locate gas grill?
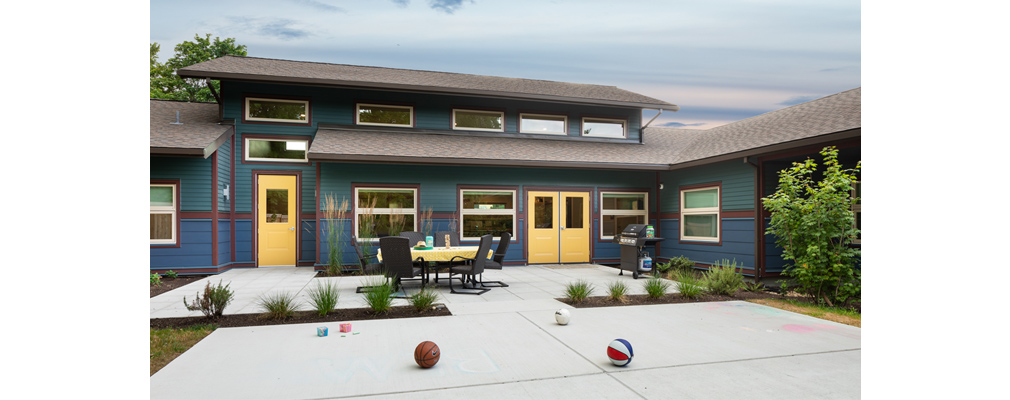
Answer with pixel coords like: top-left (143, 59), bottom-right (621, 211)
top-left (613, 224), bottom-right (665, 279)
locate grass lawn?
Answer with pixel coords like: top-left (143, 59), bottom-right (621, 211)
top-left (746, 298), bottom-right (861, 327)
top-left (150, 324), bottom-right (217, 376)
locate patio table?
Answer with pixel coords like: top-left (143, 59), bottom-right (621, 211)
top-left (377, 246), bottom-right (493, 283)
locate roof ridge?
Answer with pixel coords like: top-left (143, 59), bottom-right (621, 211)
top-left (710, 87), bottom-right (861, 133)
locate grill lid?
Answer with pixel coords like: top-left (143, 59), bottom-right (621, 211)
top-left (621, 224), bottom-right (648, 237)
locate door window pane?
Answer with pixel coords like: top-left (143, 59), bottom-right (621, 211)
top-left (534, 196), bottom-right (553, 228)
top-left (266, 189), bottom-right (288, 223)
top-left (565, 197), bottom-right (584, 229)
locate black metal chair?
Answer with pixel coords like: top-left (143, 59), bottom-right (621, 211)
top-left (447, 234), bottom-right (492, 295)
top-left (378, 236), bottom-right (427, 294)
top-left (479, 231), bottom-right (511, 287)
top-left (399, 231), bottom-right (426, 247)
top-left (351, 235), bottom-right (382, 275)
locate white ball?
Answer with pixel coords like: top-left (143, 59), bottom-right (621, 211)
top-left (555, 308), bottom-right (571, 325)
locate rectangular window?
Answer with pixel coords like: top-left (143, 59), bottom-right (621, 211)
top-left (244, 138), bottom-right (308, 163)
top-left (356, 103), bottom-right (413, 127)
top-left (582, 117), bottom-right (626, 138)
top-left (245, 97), bottom-right (309, 123)
top-left (453, 109), bottom-right (504, 132)
top-left (681, 186), bottom-right (719, 242)
top-left (600, 192), bottom-right (648, 240)
top-left (852, 181), bottom-right (861, 244)
top-left (150, 184), bottom-right (177, 244)
top-left (461, 190), bottom-right (516, 240)
top-left (355, 187), bottom-right (417, 240)
top-left (519, 113), bottom-right (567, 135)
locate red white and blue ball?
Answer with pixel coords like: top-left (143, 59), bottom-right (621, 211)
top-left (607, 339), bottom-right (634, 366)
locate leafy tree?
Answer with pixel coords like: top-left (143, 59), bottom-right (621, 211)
top-left (762, 146), bottom-right (861, 306)
top-left (150, 34), bottom-right (247, 102)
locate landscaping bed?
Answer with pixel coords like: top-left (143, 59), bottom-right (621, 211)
top-left (559, 289), bottom-right (861, 314)
top-left (150, 305), bottom-right (452, 330)
top-left (151, 275), bottom-right (206, 298)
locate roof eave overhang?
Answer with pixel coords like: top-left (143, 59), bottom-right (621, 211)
top-left (150, 125), bottom-right (234, 159)
top-left (308, 153), bottom-right (669, 171)
top-left (177, 70), bottom-right (678, 110)
top-left (666, 128), bottom-right (861, 171)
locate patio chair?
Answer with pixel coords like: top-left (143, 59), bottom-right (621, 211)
top-left (379, 236), bottom-right (427, 295)
top-left (353, 235), bottom-right (387, 293)
top-left (479, 231), bottom-right (511, 288)
top-left (399, 231), bottom-right (426, 247)
top-left (447, 234), bottom-right (492, 295)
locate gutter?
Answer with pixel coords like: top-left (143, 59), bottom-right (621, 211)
top-left (639, 108), bottom-right (666, 144)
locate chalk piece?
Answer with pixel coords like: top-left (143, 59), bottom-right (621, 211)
top-left (341, 334), bottom-right (346, 337)
top-left (353, 332), bottom-right (360, 335)
top-left (317, 327), bottom-right (328, 337)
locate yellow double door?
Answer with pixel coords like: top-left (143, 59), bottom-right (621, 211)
top-left (258, 175), bottom-right (298, 266)
top-left (527, 191), bottom-right (590, 264)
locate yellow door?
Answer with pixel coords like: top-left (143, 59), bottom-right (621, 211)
top-left (258, 175), bottom-right (298, 266)
top-left (527, 191), bottom-right (559, 264)
top-left (526, 191), bottom-right (590, 264)
top-left (560, 192), bottom-right (590, 263)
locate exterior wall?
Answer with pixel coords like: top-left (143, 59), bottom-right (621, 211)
top-left (657, 160), bottom-right (759, 275)
top-left (222, 81), bottom-right (643, 140)
top-left (151, 156), bottom-right (216, 271)
top-left (317, 162), bottom-right (657, 267)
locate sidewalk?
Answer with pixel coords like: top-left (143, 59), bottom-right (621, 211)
top-left (150, 265), bottom-right (861, 399)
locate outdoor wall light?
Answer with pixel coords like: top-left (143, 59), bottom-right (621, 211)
top-left (659, 183), bottom-right (664, 190)
top-left (223, 184), bottom-right (230, 201)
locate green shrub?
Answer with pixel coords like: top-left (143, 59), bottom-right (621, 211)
top-left (183, 280), bottom-right (234, 319)
top-left (164, 270), bottom-right (179, 279)
top-left (409, 288), bottom-right (440, 312)
top-left (362, 277), bottom-right (395, 314)
top-left (257, 291), bottom-right (300, 320)
top-left (743, 281), bottom-right (765, 292)
top-left (654, 261), bottom-right (673, 275)
top-left (564, 280), bottom-right (595, 303)
top-left (643, 276), bottom-right (671, 299)
top-left (606, 281), bottom-right (628, 301)
top-left (702, 259), bottom-right (744, 296)
top-left (151, 273), bottom-right (162, 286)
top-left (306, 281), bottom-right (340, 317)
top-left (673, 270), bottom-right (704, 299)
top-left (763, 146), bottom-right (861, 306)
top-left (668, 256), bottom-right (695, 274)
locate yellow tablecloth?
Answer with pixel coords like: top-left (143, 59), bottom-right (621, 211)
top-left (377, 246), bottom-right (493, 262)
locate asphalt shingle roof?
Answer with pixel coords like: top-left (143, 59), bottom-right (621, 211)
top-left (177, 56), bottom-right (677, 109)
top-left (150, 99), bottom-right (232, 158)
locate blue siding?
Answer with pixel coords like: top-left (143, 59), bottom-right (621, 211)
top-left (151, 156), bottom-right (213, 211)
top-left (150, 220), bottom-right (213, 268)
top-left (217, 219), bottom-right (232, 264)
top-left (217, 138), bottom-right (232, 212)
top-left (659, 160), bottom-right (755, 212)
top-left (658, 218), bottom-right (757, 275)
top-left (235, 219), bottom-right (253, 263)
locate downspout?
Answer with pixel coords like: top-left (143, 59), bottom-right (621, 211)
top-left (744, 156), bottom-right (763, 282)
top-left (640, 109), bottom-right (664, 144)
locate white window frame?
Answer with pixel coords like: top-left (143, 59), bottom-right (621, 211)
top-left (599, 191), bottom-right (648, 240)
top-left (244, 138), bottom-right (309, 163)
top-left (452, 109), bottom-right (505, 132)
top-left (519, 113), bottom-right (568, 135)
top-left (680, 186), bottom-right (720, 242)
top-left (460, 189), bottom-right (517, 241)
top-left (355, 103), bottom-right (414, 127)
top-left (150, 183), bottom-right (177, 245)
top-left (244, 97), bottom-right (309, 124)
top-left (581, 117), bottom-right (627, 138)
top-left (852, 181), bottom-right (861, 244)
top-left (354, 187), bottom-right (418, 242)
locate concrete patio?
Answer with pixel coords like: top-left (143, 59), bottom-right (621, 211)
top-left (150, 265), bottom-right (861, 399)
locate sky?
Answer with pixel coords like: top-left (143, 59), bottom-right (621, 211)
top-left (150, 0), bottom-right (861, 129)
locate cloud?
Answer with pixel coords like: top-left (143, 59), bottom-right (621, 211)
top-left (390, 0), bottom-right (409, 7)
top-left (429, 0), bottom-right (473, 14)
top-left (660, 121), bottom-right (707, 128)
top-left (225, 17), bottom-right (311, 40)
top-left (287, 0), bottom-right (345, 13)
top-left (777, 95), bottom-right (818, 106)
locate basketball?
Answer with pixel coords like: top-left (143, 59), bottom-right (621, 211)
top-left (414, 341), bottom-right (440, 368)
top-left (607, 339), bottom-right (633, 366)
top-left (555, 308), bottom-right (571, 325)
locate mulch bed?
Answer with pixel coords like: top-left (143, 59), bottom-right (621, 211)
top-left (150, 306), bottom-right (452, 330)
top-left (559, 289), bottom-right (861, 313)
top-left (151, 276), bottom-right (206, 298)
